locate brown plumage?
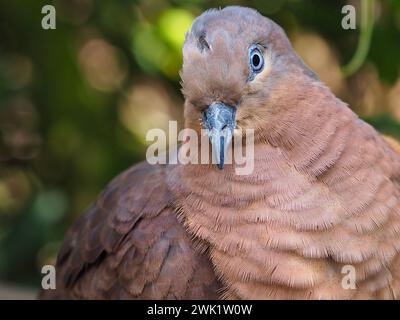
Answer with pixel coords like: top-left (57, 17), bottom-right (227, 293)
top-left (39, 162), bottom-right (220, 299)
top-left (40, 6), bottom-right (400, 300)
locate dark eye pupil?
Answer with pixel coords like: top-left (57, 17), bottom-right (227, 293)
top-left (252, 54), bottom-right (260, 67)
top-left (248, 46), bottom-right (264, 78)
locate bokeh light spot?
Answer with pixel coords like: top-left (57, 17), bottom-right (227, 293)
top-left (158, 8), bottom-right (194, 51)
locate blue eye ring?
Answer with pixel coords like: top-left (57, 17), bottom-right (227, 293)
top-left (249, 45), bottom-right (264, 73)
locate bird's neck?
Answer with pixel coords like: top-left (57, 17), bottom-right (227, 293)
top-left (169, 83), bottom-right (360, 208)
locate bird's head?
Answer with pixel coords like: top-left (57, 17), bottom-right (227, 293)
top-left (181, 6), bottom-right (318, 169)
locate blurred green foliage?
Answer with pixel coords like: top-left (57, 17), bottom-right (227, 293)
top-left (0, 0), bottom-right (399, 289)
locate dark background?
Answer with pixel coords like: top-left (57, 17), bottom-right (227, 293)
top-left (0, 0), bottom-right (399, 294)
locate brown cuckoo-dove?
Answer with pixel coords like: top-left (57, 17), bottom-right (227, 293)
top-left (39, 6), bottom-right (400, 300)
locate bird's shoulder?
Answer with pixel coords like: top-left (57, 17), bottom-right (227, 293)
top-left (40, 161), bottom-right (219, 299)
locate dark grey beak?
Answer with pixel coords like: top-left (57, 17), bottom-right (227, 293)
top-left (202, 102), bottom-right (236, 170)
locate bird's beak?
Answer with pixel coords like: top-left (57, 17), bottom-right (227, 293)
top-left (202, 102), bottom-right (236, 170)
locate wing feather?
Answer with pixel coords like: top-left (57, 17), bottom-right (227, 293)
top-left (39, 162), bottom-right (220, 299)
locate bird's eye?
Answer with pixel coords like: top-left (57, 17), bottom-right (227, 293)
top-left (249, 46), bottom-right (264, 73)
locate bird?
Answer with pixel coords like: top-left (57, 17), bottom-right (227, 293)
top-left (39, 6), bottom-right (400, 300)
